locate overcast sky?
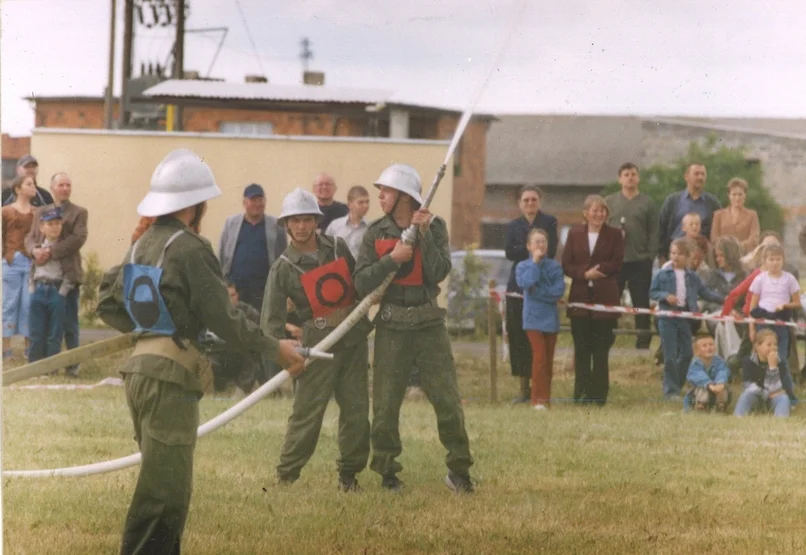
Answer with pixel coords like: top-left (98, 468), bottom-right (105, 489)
top-left (2, 0), bottom-right (805, 136)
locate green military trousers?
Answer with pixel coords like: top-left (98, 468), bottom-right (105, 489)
top-left (120, 371), bottom-right (199, 555)
top-left (276, 341), bottom-right (370, 481)
top-left (370, 323), bottom-right (474, 477)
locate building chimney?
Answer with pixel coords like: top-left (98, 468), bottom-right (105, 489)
top-left (245, 75), bottom-right (268, 83)
top-left (303, 71), bottom-right (325, 86)
top-left (183, 70), bottom-right (200, 80)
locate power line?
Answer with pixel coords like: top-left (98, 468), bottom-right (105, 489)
top-left (232, 0), bottom-right (266, 76)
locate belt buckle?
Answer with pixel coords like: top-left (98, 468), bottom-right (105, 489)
top-left (381, 307), bottom-right (392, 322)
top-left (406, 306), bottom-right (415, 326)
top-left (314, 317), bottom-right (327, 330)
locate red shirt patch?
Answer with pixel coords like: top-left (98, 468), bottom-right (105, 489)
top-left (299, 257), bottom-right (356, 318)
top-left (374, 238), bottom-right (424, 286)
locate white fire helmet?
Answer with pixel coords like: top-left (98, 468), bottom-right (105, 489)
top-left (277, 188), bottom-right (324, 226)
top-left (137, 149), bottom-right (221, 217)
top-left (373, 164), bottom-right (423, 205)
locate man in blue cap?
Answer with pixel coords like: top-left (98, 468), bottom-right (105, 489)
top-left (218, 183), bottom-right (286, 311)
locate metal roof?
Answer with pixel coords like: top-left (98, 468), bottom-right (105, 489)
top-left (142, 79), bottom-right (393, 105)
top-left (486, 115), bottom-right (644, 186)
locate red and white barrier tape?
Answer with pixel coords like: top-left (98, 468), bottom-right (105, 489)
top-left (564, 302), bottom-right (805, 329)
top-left (494, 290), bottom-right (804, 330)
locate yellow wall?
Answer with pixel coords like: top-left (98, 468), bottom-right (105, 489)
top-left (31, 129), bottom-right (453, 271)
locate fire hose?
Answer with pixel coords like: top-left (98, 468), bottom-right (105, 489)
top-left (3, 0), bottom-right (528, 478)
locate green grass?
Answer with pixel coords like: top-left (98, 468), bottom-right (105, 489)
top-left (4, 344), bottom-right (806, 554)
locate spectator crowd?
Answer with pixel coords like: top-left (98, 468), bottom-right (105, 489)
top-left (4, 154), bottom-right (805, 421)
top-left (504, 162), bottom-right (805, 417)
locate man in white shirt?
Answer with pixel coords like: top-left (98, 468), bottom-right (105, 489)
top-left (324, 185), bottom-right (370, 258)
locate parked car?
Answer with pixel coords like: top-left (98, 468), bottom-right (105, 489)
top-left (447, 249), bottom-right (509, 332)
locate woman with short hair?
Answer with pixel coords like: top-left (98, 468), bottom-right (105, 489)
top-left (562, 195), bottom-right (624, 405)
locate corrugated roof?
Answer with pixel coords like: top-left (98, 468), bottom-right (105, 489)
top-left (142, 79), bottom-right (393, 105)
top-left (485, 115), bottom-right (644, 186)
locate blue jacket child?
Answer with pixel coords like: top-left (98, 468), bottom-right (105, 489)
top-left (650, 265), bottom-right (726, 397)
top-left (683, 354), bottom-right (730, 411)
top-left (515, 257), bottom-right (566, 333)
top-left (650, 266), bottom-right (725, 313)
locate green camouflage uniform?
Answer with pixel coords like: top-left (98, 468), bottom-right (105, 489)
top-left (99, 216), bottom-right (279, 555)
top-left (354, 214), bottom-right (473, 478)
top-left (262, 234), bottom-right (372, 482)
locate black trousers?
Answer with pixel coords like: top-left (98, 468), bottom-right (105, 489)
top-left (571, 318), bottom-right (615, 405)
top-left (506, 296), bottom-right (532, 378)
top-left (618, 259), bottom-right (653, 347)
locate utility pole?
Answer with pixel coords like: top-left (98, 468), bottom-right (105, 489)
top-left (104, 0), bottom-right (117, 129)
top-left (119, 0), bottom-right (134, 128)
top-left (173, 0), bottom-right (185, 131)
top-left (300, 37), bottom-right (313, 77)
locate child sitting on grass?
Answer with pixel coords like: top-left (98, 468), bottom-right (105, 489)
top-left (684, 334), bottom-right (730, 412)
top-left (734, 329), bottom-right (790, 417)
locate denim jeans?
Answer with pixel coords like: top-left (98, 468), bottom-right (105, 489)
top-left (28, 283), bottom-right (66, 362)
top-left (2, 252), bottom-right (32, 338)
top-left (658, 317), bottom-right (693, 396)
top-left (734, 384), bottom-right (790, 417)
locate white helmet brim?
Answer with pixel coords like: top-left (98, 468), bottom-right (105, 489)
top-left (137, 182), bottom-right (222, 217)
top-left (277, 210), bottom-right (322, 227)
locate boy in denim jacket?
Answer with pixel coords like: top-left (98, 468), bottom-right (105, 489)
top-left (684, 334), bottom-right (730, 412)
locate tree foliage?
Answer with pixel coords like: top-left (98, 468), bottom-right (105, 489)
top-left (602, 136), bottom-right (784, 233)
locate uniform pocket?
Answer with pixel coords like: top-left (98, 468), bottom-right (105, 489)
top-left (140, 379), bottom-right (200, 446)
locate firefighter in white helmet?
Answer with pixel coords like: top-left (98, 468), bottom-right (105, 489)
top-left (354, 163), bottom-right (475, 494)
top-left (97, 149), bottom-right (305, 554)
top-left (262, 187), bottom-right (372, 491)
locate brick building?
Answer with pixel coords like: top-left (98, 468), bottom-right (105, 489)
top-left (25, 79), bottom-right (492, 248)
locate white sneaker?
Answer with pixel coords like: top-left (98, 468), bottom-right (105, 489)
top-left (533, 404), bottom-right (548, 411)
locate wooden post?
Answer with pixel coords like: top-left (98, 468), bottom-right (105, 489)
top-left (488, 279), bottom-right (498, 403)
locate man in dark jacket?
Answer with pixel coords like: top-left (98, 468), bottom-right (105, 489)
top-left (313, 173), bottom-right (349, 231)
top-left (657, 163), bottom-right (720, 263)
top-left (504, 185), bottom-right (558, 403)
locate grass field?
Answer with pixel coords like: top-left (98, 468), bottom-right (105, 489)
top-left (3, 337), bottom-right (806, 554)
